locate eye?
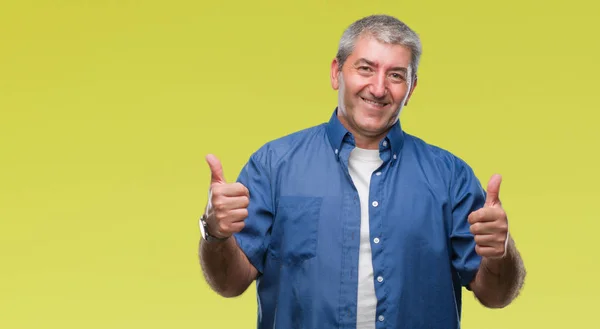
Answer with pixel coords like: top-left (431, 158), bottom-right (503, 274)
top-left (357, 66), bottom-right (372, 72)
top-left (389, 73), bottom-right (406, 82)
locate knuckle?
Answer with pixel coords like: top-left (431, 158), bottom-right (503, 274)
top-left (215, 211), bottom-right (226, 221)
top-left (218, 221), bottom-right (230, 233)
top-left (211, 184), bottom-right (223, 195)
top-left (495, 222), bottom-right (508, 234)
top-left (211, 196), bottom-right (221, 206)
top-left (498, 209), bottom-right (507, 219)
top-left (213, 199), bottom-right (226, 211)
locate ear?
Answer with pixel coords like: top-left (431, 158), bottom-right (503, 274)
top-left (404, 74), bottom-right (418, 106)
top-left (331, 58), bottom-right (341, 90)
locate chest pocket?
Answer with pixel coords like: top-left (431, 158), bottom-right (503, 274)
top-left (271, 196), bottom-right (322, 266)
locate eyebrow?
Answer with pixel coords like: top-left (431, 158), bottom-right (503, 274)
top-left (353, 58), bottom-right (408, 73)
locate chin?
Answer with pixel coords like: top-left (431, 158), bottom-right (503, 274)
top-left (355, 122), bottom-right (388, 135)
top-left (355, 114), bottom-right (390, 129)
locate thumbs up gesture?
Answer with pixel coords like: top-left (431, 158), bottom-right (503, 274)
top-left (468, 174), bottom-right (509, 259)
top-left (203, 154), bottom-right (250, 239)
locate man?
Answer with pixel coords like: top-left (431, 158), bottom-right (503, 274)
top-left (199, 14), bottom-right (526, 329)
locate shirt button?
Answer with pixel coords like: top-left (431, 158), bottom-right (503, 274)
top-left (375, 172), bottom-right (381, 176)
top-left (335, 149), bottom-right (339, 155)
top-left (373, 237), bottom-right (380, 244)
top-left (372, 201), bottom-right (379, 207)
top-left (393, 154), bottom-right (397, 159)
top-left (382, 141), bottom-right (388, 147)
top-left (377, 276), bottom-right (384, 283)
top-left (378, 315), bottom-right (385, 322)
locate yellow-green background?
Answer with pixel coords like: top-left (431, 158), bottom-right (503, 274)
top-left (1, 0), bottom-right (598, 328)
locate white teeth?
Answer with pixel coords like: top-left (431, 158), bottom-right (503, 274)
top-left (362, 97), bottom-right (386, 107)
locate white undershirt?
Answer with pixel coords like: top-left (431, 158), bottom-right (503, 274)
top-left (348, 147), bottom-right (383, 329)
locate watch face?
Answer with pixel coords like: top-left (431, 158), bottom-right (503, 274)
top-left (199, 216), bottom-right (226, 242)
top-left (199, 218), bottom-right (208, 239)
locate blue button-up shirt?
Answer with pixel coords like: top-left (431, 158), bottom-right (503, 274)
top-left (233, 109), bottom-right (486, 329)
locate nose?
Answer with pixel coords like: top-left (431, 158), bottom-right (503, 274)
top-left (369, 73), bottom-right (387, 99)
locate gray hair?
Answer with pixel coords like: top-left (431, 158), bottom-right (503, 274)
top-left (336, 15), bottom-right (422, 78)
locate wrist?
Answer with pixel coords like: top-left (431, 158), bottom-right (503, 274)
top-left (199, 214), bottom-right (230, 243)
top-left (481, 239), bottom-right (513, 275)
top-left (481, 257), bottom-right (504, 277)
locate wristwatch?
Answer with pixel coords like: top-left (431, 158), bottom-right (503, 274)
top-left (199, 214), bottom-right (229, 242)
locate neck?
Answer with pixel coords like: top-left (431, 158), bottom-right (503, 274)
top-left (353, 134), bottom-right (384, 150)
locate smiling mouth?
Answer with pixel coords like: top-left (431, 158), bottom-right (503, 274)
top-left (361, 97), bottom-right (388, 108)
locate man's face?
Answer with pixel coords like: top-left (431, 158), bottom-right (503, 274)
top-left (331, 35), bottom-right (417, 144)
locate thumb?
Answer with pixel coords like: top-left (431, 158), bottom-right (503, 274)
top-left (485, 173), bottom-right (502, 207)
top-left (205, 154), bottom-right (226, 184)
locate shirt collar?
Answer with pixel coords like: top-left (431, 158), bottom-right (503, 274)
top-left (326, 107), bottom-right (405, 157)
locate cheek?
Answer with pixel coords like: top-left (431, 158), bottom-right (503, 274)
top-left (343, 76), bottom-right (368, 95)
top-left (392, 85), bottom-right (410, 102)
top-left (342, 85), bottom-right (358, 107)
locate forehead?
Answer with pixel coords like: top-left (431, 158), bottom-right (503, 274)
top-left (347, 35), bottom-right (412, 69)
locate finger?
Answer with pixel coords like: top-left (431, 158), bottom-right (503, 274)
top-left (485, 174), bottom-right (502, 207)
top-left (226, 196), bottom-right (250, 210)
top-left (468, 207), bottom-right (501, 225)
top-left (229, 221), bottom-right (246, 233)
top-left (212, 183), bottom-right (249, 198)
top-left (470, 222), bottom-right (504, 235)
top-left (475, 245), bottom-right (504, 258)
top-left (212, 196), bottom-right (249, 211)
top-left (215, 219), bottom-right (246, 236)
top-left (230, 183), bottom-right (250, 197)
top-left (212, 207), bottom-right (248, 227)
top-left (228, 208), bottom-right (249, 222)
top-left (467, 210), bottom-right (482, 225)
top-left (474, 234), bottom-right (500, 247)
top-left (213, 208), bottom-right (248, 223)
top-left (206, 154), bottom-right (226, 184)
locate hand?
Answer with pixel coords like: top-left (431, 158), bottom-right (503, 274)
top-left (468, 174), bottom-right (509, 259)
top-left (204, 154), bottom-right (250, 239)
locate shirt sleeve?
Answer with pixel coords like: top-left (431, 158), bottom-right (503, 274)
top-left (449, 158), bottom-right (486, 289)
top-left (232, 151), bottom-right (275, 275)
